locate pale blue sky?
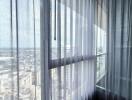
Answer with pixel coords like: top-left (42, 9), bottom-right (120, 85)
top-left (0, 0), bottom-right (40, 48)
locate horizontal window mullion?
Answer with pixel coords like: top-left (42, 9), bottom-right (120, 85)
top-left (49, 55), bottom-right (95, 69)
top-left (49, 53), bottom-right (107, 69)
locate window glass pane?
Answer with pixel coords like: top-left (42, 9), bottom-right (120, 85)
top-left (0, 0), bottom-right (41, 99)
top-left (95, 26), bottom-right (106, 88)
top-left (95, 9), bottom-right (107, 87)
top-left (50, 0), bottom-right (87, 60)
top-left (95, 25), bottom-right (107, 55)
top-left (50, 60), bottom-right (95, 100)
top-left (51, 1), bottom-right (74, 59)
top-left (95, 5), bottom-right (107, 89)
top-left (96, 55), bottom-right (106, 84)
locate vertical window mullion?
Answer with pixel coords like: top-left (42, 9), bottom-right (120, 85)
top-left (40, 0), bottom-right (50, 99)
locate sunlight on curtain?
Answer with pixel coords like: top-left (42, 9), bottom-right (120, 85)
top-left (0, 0), bottom-right (41, 100)
top-left (50, 0), bottom-right (96, 100)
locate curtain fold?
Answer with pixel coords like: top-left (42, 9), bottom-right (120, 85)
top-left (96, 0), bottom-right (132, 99)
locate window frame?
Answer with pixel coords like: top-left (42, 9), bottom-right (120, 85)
top-left (50, 53), bottom-right (106, 69)
top-left (40, 0), bottom-right (107, 99)
top-left (49, 0), bottom-right (105, 69)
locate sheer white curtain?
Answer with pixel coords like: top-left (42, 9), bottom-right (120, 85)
top-left (96, 0), bottom-right (132, 99)
top-left (49, 0), bottom-right (96, 100)
top-left (0, 0), bottom-right (41, 100)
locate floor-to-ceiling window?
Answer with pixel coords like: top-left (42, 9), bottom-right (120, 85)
top-left (49, 0), bottom-right (96, 100)
top-left (0, 0), bottom-right (41, 99)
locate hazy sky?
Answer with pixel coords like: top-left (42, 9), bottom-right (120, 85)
top-left (0, 0), bottom-right (40, 48)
